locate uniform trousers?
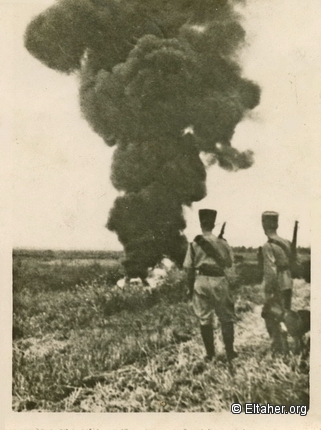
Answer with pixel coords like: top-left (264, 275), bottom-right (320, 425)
top-left (263, 288), bottom-right (292, 353)
top-left (192, 275), bottom-right (235, 326)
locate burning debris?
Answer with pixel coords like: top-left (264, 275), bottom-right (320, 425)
top-left (117, 258), bottom-right (175, 289)
top-left (25, 0), bottom-right (260, 278)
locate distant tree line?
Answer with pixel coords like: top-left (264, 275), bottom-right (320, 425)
top-left (233, 246), bottom-right (310, 255)
top-left (12, 249), bottom-right (124, 260)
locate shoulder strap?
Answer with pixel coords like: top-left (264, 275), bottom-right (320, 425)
top-left (268, 238), bottom-right (291, 259)
top-left (194, 235), bottom-right (231, 268)
top-left (268, 238), bottom-right (291, 270)
top-left (190, 241), bottom-right (195, 262)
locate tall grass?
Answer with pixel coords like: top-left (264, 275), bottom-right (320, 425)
top-left (12, 254), bottom-right (310, 412)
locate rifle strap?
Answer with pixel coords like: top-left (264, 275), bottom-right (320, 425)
top-left (268, 238), bottom-right (291, 271)
top-left (190, 241), bottom-right (195, 262)
top-left (193, 235), bottom-right (231, 269)
top-left (268, 238), bottom-right (291, 259)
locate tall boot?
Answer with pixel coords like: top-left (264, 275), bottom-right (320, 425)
top-left (221, 322), bottom-right (238, 361)
top-left (264, 317), bottom-right (274, 338)
top-left (271, 324), bottom-right (288, 355)
top-left (200, 324), bottom-right (215, 361)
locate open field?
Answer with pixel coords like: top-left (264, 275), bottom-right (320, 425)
top-left (12, 249), bottom-right (310, 412)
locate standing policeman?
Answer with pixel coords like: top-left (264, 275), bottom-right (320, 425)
top-left (183, 209), bottom-right (237, 362)
top-left (261, 211), bottom-right (293, 353)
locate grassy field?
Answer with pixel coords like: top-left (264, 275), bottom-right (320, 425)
top-left (12, 249), bottom-right (310, 412)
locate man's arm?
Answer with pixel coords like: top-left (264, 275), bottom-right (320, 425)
top-left (183, 243), bottom-right (195, 299)
top-left (186, 268), bottom-right (195, 299)
top-left (224, 242), bottom-right (238, 289)
top-left (262, 244), bottom-right (278, 299)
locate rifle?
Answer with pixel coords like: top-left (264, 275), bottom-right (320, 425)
top-left (218, 222), bottom-right (226, 240)
top-left (290, 220), bottom-right (300, 277)
top-left (291, 220), bottom-right (299, 259)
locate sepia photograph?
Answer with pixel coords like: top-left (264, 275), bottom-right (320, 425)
top-left (2, 0), bottom-right (320, 427)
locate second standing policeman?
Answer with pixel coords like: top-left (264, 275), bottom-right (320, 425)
top-left (261, 211), bottom-right (293, 353)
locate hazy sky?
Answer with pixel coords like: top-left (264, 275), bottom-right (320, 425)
top-left (3, 0), bottom-right (318, 250)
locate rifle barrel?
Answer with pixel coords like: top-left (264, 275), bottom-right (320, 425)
top-left (218, 222), bottom-right (226, 239)
top-left (291, 220), bottom-right (299, 255)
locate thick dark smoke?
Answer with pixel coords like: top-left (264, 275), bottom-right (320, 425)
top-left (25, 0), bottom-right (260, 278)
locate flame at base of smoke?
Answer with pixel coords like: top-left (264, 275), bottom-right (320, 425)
top-left (116, 257), bottom-right (176, 289)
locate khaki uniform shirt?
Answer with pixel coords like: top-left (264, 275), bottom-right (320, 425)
top-left (183, 233), bottom-right (236, 281)
top-left (262, 236), bottom-right (293, 297)
top-left (183, 233), bottom-right (236, 325)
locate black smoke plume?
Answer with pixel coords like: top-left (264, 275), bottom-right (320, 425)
top-left (25, 0), bottom-right (260, 278)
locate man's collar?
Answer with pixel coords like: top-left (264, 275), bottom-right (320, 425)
top-left (202, 231), bottom-right (216, 238)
